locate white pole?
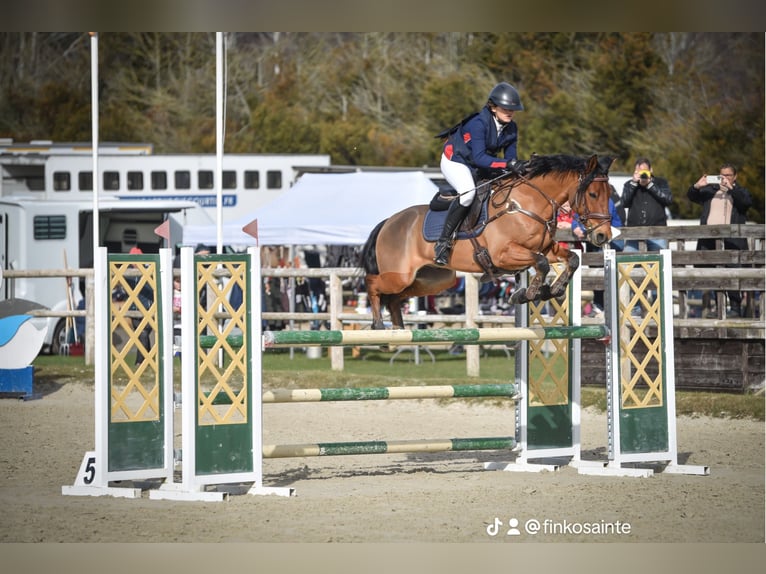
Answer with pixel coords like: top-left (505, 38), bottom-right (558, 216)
top-left (89, 32), bottom-right (104, 486)
top-left (216, 32), bottom-right (224, 254)
top-left (90, 32), bottom-right (100, 257)
top-left (215, 32), bottom-right (225, 366)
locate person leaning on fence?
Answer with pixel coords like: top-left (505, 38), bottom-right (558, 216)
top-left (622, 157), bottom-right (672, 251)
top-left (687, 162), bottom-right (753, 318)
top-left (433, 82), bottom-right (527, 266)
top-left (556, 200), bottom-right (585, 250)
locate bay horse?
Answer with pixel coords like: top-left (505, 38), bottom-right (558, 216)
top-left (360, 153), bottom-right (614, 329)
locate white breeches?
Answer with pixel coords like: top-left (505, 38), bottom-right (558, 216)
top-left (441, 154), bottom-right (476, 207)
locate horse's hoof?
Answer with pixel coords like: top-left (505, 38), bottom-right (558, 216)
top-left (509, 288), bottom-right (527, 305)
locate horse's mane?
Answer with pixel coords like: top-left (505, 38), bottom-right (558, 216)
top-left (524, 154), bottom-right (588, 180)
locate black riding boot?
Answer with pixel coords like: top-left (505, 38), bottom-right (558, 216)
top-left (433, 201), bottom-right (470, 266)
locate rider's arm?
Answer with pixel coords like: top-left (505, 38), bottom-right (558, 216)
top-left (464, 117), bottom-right (511, 170)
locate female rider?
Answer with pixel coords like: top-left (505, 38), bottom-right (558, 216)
top-left (434, 82), bottom-right (526, 266)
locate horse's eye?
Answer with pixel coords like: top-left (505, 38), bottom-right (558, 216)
top-left (588, 191), bottom-right (598, 199)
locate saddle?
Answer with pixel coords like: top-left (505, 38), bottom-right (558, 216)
top-left (423, 182), bottom-right (491, 241)
top-left (422, 181), bottom-right (498, 281)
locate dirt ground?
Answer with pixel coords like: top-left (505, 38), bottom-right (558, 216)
top-left (0, 380), bottom-right (763, 543)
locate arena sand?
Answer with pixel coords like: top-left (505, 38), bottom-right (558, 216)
top-left (0, 381), bottom-right (763, 544)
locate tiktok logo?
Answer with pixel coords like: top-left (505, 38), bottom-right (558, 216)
top-left (486, 517), bottom-right (503, 536)
top-left (486, 517), bottom-right (521, 537)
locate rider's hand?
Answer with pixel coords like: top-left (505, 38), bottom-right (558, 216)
top-left (506, 159), bottom-right (526, 175)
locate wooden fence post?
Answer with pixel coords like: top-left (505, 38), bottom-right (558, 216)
top-left (464, 273), bottom-right (480, 377)
top-left (329, 272), bottom-right (344, 371)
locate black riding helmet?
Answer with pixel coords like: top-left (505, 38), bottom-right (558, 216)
top-left (488, 82), bottom-right (524, 111)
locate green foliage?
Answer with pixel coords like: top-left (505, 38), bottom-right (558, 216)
top-left (1, 32), bottom-right (762, 221)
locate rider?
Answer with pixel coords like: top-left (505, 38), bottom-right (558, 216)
top-left (433, 82), bottom-right (526, 266)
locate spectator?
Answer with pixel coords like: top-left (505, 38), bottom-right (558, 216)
top-left (557, 200), bottom-right (584, 250)
top-left (172, 276), bottom-right (182, 316)
top-left (622, 157), bottom-right (672, 251)
top-left (609, 184), bottom-right (627, 249)
top-left (687, 162), bottom-right (753, 318)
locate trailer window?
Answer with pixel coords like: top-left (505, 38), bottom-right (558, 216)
top-left (266, 170), bottom-right (282, 189)
top-left (53, 171), bottom-right (71, 192)
top-left (198, 170), bottom-right (214, 189)
top-left (223, 170), bottom-right (236, 189)
top-left (127, 171), bottom-right (144, 190)
top-left (151, 171), bottom-right (167, 190)
top-left (244, 170), bottom-right (259, 189)
top-left (33, 215), bottom-right (66, 240)
top-left (78, 171), bottom-right (93, 191)
top-left (175, 170), bottom-right (191, 189)
top-left (104, 171), bottom-right (120, 191)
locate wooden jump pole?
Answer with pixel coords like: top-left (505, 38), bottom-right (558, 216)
top-left (263, 436), bottom-right (517, 458)
top-left (262, 383), bottom-right (518, 403)
top-left (260, 324), bottom-right (610, 348)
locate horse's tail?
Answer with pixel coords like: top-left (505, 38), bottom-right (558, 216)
top-left (360, 218), bottom-right (387, 275)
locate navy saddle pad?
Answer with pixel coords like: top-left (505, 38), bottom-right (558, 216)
top-left (422, 199), bottom-right (489, 242)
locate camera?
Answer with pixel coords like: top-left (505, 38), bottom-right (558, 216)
top-left (638, 170), bottom-right (651, 180)
top-left (706, 175), bottom-right (721, 185)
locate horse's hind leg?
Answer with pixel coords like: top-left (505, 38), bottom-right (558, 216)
top-left (387, 296), bottom-right (405, 329)
top-left (365, 274), bottom-right (387, 330)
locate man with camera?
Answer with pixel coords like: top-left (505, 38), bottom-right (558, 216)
top-left (621, 157), bottom-right (673, 252)
top-left (688, 163), bottom-right (753, 318)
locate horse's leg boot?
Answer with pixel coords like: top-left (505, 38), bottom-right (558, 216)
top-left (433, 202), bottom-right (470, 266)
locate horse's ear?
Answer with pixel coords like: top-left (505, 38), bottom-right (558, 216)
top-left (597, 155), bottom-right (614, 173)
top-left (585, 154), bottom-right (599, 173)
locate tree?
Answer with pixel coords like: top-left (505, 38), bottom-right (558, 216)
top-left (0, 32), bottom-right (762, 222)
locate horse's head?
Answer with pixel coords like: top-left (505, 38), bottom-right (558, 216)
top-left (571, 154), bottom-right (614, 247)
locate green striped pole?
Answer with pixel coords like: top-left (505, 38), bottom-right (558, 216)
top-left (261, 325), bottom-right (609, 348)
top-left (262, 383), bottom-right (518, 403)
top-left (263, 436), bottom-right (517, 458)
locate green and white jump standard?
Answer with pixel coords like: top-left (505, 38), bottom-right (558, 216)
top-left (578, 249), bottom-right (708, 477)
top-left (484, 257), bottom-right (595, 473)
top-left (63, 248), bottom-right (175, 498)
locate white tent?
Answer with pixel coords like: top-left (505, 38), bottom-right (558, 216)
top-left (182, 171), bottom-right (440, 247)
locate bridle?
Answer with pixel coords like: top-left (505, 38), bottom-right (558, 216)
top-left (486, 168), bottom-right (612, 250)
top-left (572, 172), bottom-right (612, 238)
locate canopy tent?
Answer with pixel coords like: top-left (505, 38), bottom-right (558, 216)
top-left (182, 171), bottom-right (440, 246)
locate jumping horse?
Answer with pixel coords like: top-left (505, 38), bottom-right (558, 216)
top-left (360, 153), bottom-right (614, 329)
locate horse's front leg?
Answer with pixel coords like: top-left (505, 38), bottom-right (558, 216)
top-left (546, 249), bottom-right (580, 299)
top-left (509, 252), bottom-right (550, 305)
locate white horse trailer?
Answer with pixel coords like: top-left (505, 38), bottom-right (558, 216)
top-left (0, 140), bottom-right (331, 224)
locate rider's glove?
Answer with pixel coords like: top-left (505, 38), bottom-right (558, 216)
top-left (506, 159), bottom-right (527, 175)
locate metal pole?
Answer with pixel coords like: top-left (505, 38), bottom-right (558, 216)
top-left (215, 32), bottom-right (224, 255)
top-left (89, 32), bottom-right (99, 256)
